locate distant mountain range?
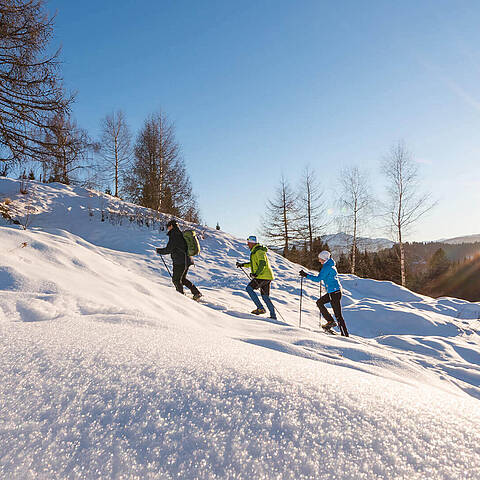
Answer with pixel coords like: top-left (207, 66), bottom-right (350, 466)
top-left (321, 233), bottom-right (394, 256)
top-left (439, 234), bottom-right (480, 245)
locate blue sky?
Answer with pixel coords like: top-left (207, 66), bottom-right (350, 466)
top-left (48, 0), bottom-right (480, 241)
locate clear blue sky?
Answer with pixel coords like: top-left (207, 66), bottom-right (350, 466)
top-left (48, 0), bottom-right (480, 241)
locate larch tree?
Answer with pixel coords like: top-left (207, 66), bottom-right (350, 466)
top-left (0, 0), bottom-right (72, 167)
top-left (297, 165), bottom-right (328, 261)
top-left (262, 175), bottom-right (298, 257)
top-left (125, 111), bottom-right (200, 222)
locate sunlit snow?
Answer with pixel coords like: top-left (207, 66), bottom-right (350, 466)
top-left (1, 178), bottom-right (479, 479)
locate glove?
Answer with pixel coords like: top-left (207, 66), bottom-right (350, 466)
top-left (156, 248), bottom-right (162, 255)
top-left (299, 270), bottom-right (308, 278)
top-left (236, 261), bottom-right (243, 268)
top-left (250, 273), bottom-right (257, 279)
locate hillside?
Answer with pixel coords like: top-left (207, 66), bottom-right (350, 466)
top-left (1, 178), bottom-right (480, 479)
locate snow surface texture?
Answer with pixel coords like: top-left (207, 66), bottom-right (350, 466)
top-left (1, 178), bottom-right (480, 480)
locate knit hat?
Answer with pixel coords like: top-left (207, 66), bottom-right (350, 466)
top-left (247, 235), bottom-right (257, 243)
top-left (318, 250), bottom-right (331, 261)
top-left (166, 219), bottom-right (178, 228)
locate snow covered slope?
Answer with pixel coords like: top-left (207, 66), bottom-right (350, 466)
top-left (1, 178), bottom-right (480, 479)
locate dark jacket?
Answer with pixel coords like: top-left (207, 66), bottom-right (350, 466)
top-left (157, 226), bottom-right (193, 266)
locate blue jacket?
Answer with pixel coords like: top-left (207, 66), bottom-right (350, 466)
top-left (306, 258), bottom-right (341, 293)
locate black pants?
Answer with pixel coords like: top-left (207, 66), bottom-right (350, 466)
top-left (316, 290), bottom-right (349, 337)
top-left (172, 264), bottom-right (200, 295)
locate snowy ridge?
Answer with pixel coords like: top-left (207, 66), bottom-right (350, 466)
top-left (321, 232), bottom-right (395, 255)
top-left (1, 178), bottom-right (480, 479)
top-left (439, 233), bottom-right (480, 244)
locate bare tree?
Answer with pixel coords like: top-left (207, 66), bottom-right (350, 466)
top-left (99, 110), bottom-right (131, 197)
top-left (262, 175), bottom-right (298, 257)
top-left (382, 141), bottom-right (436, 286)
top-left (0, 0), bottom-right (72, 167)
top-left (337, 166), bottom-right (373, 274)
top-left (297, 165), bottom-right (328, 258)
top-left (40, 113), bottom-right (90, 184)
top-left (125, 111), bottom-right (200, 221)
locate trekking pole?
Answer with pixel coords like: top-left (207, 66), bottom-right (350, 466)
top-left (299, 276), bottom-right (303, 328)
top-left (238, 265), bottom-right (251, 280)
top-left (272, 303), bottom-right (286, 323)
top-left (319, 282), bottom-right (322, 327)
top-left (159, 254), bottom-right (172, 278)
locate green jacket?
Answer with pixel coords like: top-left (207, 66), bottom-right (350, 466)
top-left (242, 244), bottom-right (274, 280)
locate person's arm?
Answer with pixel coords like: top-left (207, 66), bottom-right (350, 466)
top-left (156, 237), bottom-right (173, 255)
top-left (306, 271), bottom-right (321, 282)
top-left (306, 264), bottom-right (329, 283)
top-left (236, 260), bottom-right (250, 268)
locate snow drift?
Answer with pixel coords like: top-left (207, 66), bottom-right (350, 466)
top-left (1, 178), bottom-right (479, 479)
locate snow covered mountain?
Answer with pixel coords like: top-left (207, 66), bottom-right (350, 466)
top-left (321, 232), bottom-right (395, 255)
top-left (1, 177), bottom-right (480, 479)
top-left (440, 233), bottom-right (480, 244)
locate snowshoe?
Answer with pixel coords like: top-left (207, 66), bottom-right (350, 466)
top-left (323, 320), bottom-right (337, 329)
top-left (251, 308), bottom-right (266, 315)
top-left (321, 325), bottom-right (337, 335)
top-left (321, 320), bottom-right (337, 334)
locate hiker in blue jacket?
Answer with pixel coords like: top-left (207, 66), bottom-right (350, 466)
top-left (299, 250), bottom-right (349, 336)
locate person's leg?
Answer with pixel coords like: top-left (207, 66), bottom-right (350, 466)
top-left (181, 265), bottom-right (200, 296)
top-left (246, 280), bottom-right (264, 310)
top-left (259, 280), bottom-right (276, 318)
top-left (172, 264), bottom-right (185, 294)
top-left (316, 293), bottom-right (335, 325)
top-left (330, 291), bottom-right (349, 336)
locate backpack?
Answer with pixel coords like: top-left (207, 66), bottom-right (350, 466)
top-left (183, 230), bottom-right (201, 256)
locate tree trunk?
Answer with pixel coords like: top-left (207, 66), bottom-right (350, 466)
top-left (351, 198), bottom-right (357, 274)
top-left (114, 137), bottom-right (119, 197)
top-left (399, 226), bottom-right (406, 286)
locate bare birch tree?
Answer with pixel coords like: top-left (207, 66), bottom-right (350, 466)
top-left (0, 0), bottom-right (72, 166)
top-left (262, 175), bottom-right (298, 257)
top-left (297, 165), bottom-right (328, 260)
top-left (99, 110), bottom-right (131, 197)
top-left (337, 166), bottom-right (373, 274)
top-left (382, 141), bottom-right (436, 286)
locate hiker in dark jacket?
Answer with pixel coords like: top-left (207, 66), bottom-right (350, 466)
top-left (156, 219), bottom-right (202, 300)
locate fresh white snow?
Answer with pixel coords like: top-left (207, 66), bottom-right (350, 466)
top-left (1, 177), bottom-right (480, 479)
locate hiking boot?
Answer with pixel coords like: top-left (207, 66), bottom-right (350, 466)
top-left (192, 292), bottom-right (202, 301)
top-left (323, 319), bottom-right (337, 329)
top-left (251, 308), bottom-right (266, 315)
top-left (269, 315), bottom-right (277, 320)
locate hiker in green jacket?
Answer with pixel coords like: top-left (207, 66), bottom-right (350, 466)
top-left (236, 235), bottom-right (276, 319)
